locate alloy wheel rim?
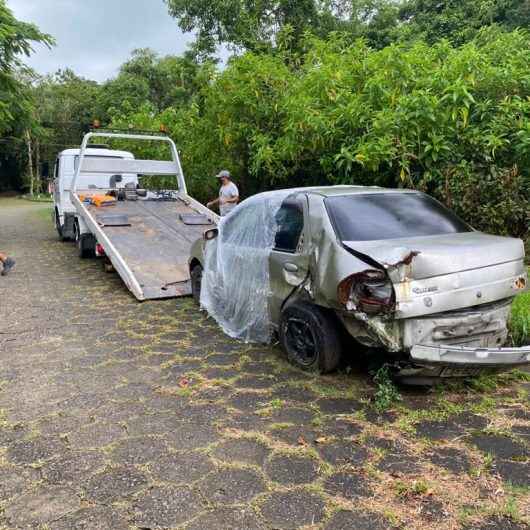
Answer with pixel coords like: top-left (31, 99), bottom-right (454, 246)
top-left (285, 317), bottom-right (318, 366)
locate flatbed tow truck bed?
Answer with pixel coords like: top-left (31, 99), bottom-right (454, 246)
top-left (84, 197), bottom-right (215, 299)
top-left (70, 131), bottom-right (217, 301)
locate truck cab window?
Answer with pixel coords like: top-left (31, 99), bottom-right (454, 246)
top-left (274, 199), bottom-right (304, 253)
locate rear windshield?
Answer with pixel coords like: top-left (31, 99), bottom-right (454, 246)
top-left (326, 193), bottom-right (472, 242)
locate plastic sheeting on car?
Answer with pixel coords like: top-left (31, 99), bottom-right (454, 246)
top-left (200, 190), bottom-right (295, 343)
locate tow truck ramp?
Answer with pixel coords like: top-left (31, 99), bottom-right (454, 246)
top-left (70, 132), bottom-right (217, 301)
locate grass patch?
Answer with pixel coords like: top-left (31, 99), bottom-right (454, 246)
top-left (20, 193), bottom-right (53, 203)
top-left (510, 285), bottom-right (530, 346)
top-left (394, 478), bottom-right (429, 498)
top-left (466, 370), bottom-right (530, 393)
top-left (34, 204), bottom-right (53, 222)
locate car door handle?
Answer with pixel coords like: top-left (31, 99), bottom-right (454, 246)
top-left (283, 262), bottom-right (299, 273)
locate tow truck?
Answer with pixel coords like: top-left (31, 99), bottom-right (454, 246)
top-left (52, 131), bottom-right (217, 300)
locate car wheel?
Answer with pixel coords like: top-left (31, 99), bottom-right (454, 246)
top-left (279, 303), bottom-right (342, 373)
top-left (190, 264), bottom-right (203, 305)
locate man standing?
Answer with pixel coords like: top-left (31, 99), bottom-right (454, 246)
top-left (207, 170), bottom-right (239, 217)
top-left (0, 252), bottom-right (15, 276)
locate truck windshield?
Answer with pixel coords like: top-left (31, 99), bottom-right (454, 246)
top-left (326, 193), bottom-right (472, 242)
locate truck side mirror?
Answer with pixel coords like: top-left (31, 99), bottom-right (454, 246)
top-left (109, 174), bottom-right (123, 188)
top-left (204, 228), bottom-right (219, 241)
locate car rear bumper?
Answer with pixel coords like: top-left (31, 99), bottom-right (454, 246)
top-left (392, 343), bottom-right (530, 384)
top-left (410, 343), bottom-right (530, 367)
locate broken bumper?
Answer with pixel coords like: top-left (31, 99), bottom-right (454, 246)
top-left (411, 343), bottom-right (530, 367)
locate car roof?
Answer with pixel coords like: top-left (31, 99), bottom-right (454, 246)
top-left (275, 185), bottom-right (419, 198)
top-left (59, 148), bottom-right (134, 158)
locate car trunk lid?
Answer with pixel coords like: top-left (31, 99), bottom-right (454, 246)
top-left (344, 232), bottom-right (524, 280)
top-left (343, 232), bottom-right (527, 318)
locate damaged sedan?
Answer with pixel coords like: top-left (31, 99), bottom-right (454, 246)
top-left (189, 186), bottom-right (529, 382)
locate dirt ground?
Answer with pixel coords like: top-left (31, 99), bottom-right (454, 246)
top-left (0, 197), bottom-right (528, 530)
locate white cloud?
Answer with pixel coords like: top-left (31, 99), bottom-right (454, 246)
top-left (8, 0), bottom-right (194, 81)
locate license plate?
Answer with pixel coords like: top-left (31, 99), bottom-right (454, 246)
top-left (439, 366), bottom-right (484, 378)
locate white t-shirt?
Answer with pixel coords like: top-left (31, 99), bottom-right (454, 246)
top-left (219, 182), bottom-right (239, 216)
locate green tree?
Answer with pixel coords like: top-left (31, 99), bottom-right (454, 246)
top-left (165, 0), bottom-right (314, 53)
top-left (0, 0), bottom-right (53, 133)
top-left (98, 48), bottom-right (214, 121)
top-left (164, 0), bottom-right (402, 53)
top-left (32, 69), bottom-right (101, 180)
top-left (398, 0), bottom-right (530, 45)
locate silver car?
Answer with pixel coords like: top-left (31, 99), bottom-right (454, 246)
top-left (189, 186), bottom-right (529, 383)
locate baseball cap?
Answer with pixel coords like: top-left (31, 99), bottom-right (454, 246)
top-left (216, 170), bottom-right (231, 179)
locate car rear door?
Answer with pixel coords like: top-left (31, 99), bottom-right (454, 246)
top-left (269, 195), bottom-right (311, 324)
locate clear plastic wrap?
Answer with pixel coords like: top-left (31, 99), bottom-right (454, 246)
top-left (200, 190), bottom-right (294, 343)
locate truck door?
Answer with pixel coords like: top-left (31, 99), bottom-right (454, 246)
top-left (53, 157), bottom-right (60, 203)
top-left (269, 195), bottom-right (310, 324)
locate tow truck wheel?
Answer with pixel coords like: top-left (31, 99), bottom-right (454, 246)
top-left (190, 264), bottom-right (203, 305)
top-left (55, 209), bottom-right (67, 241)
top-left (74, 221), bottom-right (95, 259)
top-left (279, 303), bottom-right (342, 374)
top-left (78, 234), bottom-right (96, 259)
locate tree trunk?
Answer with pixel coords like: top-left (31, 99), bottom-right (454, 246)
top-left (25, 129), bottom-right (34, 196)
top-left (35, 139), bottom-right (41, 194)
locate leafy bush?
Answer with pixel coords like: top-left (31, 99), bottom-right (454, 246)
top-left (511, 287), bottom-right (530, 346)
top-left (112, 29), bottom-right (530, 245)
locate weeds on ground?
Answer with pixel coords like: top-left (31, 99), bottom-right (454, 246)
top-left (466, 369), bottom-right (530, 393)
top-left (394, 478), bottom-right (429, 498)
top-left (373, 365), bottom-right (401, 412)
top-left (510, 276), bottom-right (529, 346)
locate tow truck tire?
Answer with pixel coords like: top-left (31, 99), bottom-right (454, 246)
top-left (78, 234), bottom-right (96, 259)
top-left (55, 209), bottom-right (68, 241)
top-left (74, 222), bottom-right (95, 259)
top-left (279, 303), bottom-right (342, 374)
top-left (190, 264), bottom-right (203, 305)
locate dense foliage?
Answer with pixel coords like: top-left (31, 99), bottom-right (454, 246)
top-left (112, 29), bottom-right (529, 243)
top-left (164, 0), bottom-right (530, 53)
top-left (399, 0), bottom-right (530, 45)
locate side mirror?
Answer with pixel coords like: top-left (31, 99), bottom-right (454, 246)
top-left (109, 174), bottom-right (123, 188)
top-left (204, 228), bottom-right (219, 241)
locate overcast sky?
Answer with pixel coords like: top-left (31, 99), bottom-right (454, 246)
top-left (9, 0), bottom-right (194, 82)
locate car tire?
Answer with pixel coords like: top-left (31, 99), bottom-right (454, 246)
top-left (279, 303), bottom-right (342, 374)
top-left (190, 264), bottom-right (203, 305)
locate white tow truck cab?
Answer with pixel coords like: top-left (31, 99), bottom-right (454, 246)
top-left (53, 146), bottom-right (137, 240)
top-left (52, 132), bottom-right (218, 301)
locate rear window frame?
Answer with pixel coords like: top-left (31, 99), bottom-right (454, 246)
top-left (73, 154), bottom-right (127, 172)
top-left (324, 191), bottom-right (473, 243)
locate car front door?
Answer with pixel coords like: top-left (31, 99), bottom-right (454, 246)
top-left (269, 195), bottom-right (311, 325)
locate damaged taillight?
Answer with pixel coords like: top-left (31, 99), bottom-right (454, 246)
top-left (338, 270), bottom-right (395, 314)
